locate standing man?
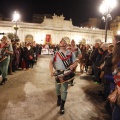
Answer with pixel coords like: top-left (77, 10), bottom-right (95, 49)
top-left (91, 43), bottom-right (100, 78)
top-left (69, 39), bottom-right (82, 85)
top-left (49, 38), bottom-right (77, 114)
top-left (0, 36), bottom-right (13, 85)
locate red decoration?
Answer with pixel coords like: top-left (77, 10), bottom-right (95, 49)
top-left (46, 34), bottom-right (51, 43)
top-left (114, 75), bottom-right (120, 87)
top-left (54, 52), bottom-right (72, 61)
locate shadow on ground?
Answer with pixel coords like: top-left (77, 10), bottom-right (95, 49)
top-left (81, 75), bottom-right (112, 120)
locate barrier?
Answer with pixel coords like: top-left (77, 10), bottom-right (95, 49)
top-left (41, 49), bottom-right (53, 55)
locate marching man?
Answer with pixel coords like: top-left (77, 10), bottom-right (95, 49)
top-left (49, 38), bottom-right (77, 114)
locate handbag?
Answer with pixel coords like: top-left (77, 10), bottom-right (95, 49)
top-left (29, 55), bottom-right (33, 60)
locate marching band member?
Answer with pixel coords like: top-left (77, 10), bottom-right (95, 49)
top-left (49, 38), bottom-right (77, 114)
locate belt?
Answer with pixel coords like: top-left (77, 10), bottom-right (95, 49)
top-left (56, 70), bottom-right (64, 73)
top-left (54, 70), bottom-right (64, 76)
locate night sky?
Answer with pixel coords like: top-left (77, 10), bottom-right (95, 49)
top-left (0, 0), bottom-right (120, 26)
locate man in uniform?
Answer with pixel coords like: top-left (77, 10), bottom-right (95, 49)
top-left (49, 38), bottom-right (77, 114)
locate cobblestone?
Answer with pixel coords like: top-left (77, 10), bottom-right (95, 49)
top-left (0, 55), bottom-right (111, 120)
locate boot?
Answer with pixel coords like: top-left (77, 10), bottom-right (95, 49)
top-left (70, 79), bottom-right (74, 86)
top-left (0, 78), bottom-right (6, 85)
top-left (60, 100), bottom-right (65, 114)
top-left (57, 95), bottom-right (61, 106)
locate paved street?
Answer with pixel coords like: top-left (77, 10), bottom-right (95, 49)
top-left (0, 55), bottom-right (111, 120)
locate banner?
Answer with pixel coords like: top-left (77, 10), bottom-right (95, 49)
top-left (45, 34), bottom-right (52, 44)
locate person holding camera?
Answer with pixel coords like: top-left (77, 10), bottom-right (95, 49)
top-left (0, 36), bottom-right (13, 85)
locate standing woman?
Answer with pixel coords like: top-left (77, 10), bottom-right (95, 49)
top-left (80, 44), bottom-right (86, 73)
top-left (23, 43), bottom-right (30, 70)
top-left (0, 36), bottom-right (13, 85)
top-left (69, 39), bottom-right (82, 85)
top-left (111, 35), bottom-right (120, 120)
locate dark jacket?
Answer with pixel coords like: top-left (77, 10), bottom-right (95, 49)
top-left (95, 53), bottom-right (103, 66)
top-left (91, 48), bottom-right (99, 63)
top-left (103, 53), bottom-right (113, 84)
top-left (103, 53), bottom-right (113, 75)
top-left (98, 50), bottom-right (108, 67)
top-left (23, 47), bottom-right (34, 60)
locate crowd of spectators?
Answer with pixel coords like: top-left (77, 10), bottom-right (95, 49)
top-left (0, 36), bottom-right (43, 85)
top-left (74, 35), bottom-right (120, 120)
top-left (1, 34), bottom-right (120, 119)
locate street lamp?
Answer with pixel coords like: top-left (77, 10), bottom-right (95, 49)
top-left (99, 0), bottom-right (117, 43)
top-left (12, 11), bottom-right (20, 41)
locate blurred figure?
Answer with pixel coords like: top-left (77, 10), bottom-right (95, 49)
top-left (112, 35), bottom-right (120, 120)
top-left (91, 43), bottom-right (100, 78)
top-left (85, 44), bottom-right (92, 72)
top-left (80, 45), bottom-right (86, 73)
top-left (0, 36), bottom-right (13, 85)
top-left (69, 39), bottom-right (82, 85)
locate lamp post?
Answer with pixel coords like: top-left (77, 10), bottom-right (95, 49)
top-left (99, 0), bottom-right (117, 43)
top-left (12, 11), bottom-right (20, 41)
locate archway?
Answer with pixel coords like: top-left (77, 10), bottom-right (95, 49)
top-left (95, 39), bottom-right (101, 44)
top-left (25, 34), bottom-right (33, 43)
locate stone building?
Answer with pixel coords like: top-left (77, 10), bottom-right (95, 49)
top-left (0, 14), bottom-right (113, 44)
top-left (32, 14), bottom-right (52, 23)
top-left (80, 18), bottom-right (101, 29)
top-left (110, 16), bottom-right (120, 36)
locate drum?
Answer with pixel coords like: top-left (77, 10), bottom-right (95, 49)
top-left (54, 69), bottom-right (75, 84)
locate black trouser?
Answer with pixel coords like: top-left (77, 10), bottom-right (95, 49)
top-left (30, 60), bottom-right (34, 68)
top-left (25, 60), bottom-right (30, 69)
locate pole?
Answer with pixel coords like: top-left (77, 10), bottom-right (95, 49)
top-left (15, 21), bottom-right (18, 41)
top-left (104, 15), bottom-right (108, 43)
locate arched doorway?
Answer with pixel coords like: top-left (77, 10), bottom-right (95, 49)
top-left (25, 34), bottom-right (33, 43)
top-left (95, 39), bottom-right (101, 44)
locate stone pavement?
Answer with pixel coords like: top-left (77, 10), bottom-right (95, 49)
top-left (0, 55), bottom-right (111, 120)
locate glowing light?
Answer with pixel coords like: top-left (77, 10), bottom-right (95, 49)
top-left (12, 11), bottom-right (20, 22)
top-left (99, 0), bottom-right (117, 14)
top-left (99, 0), bottom-right (117, 43)
top-left (118, 31), bottom-right (120, 35)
